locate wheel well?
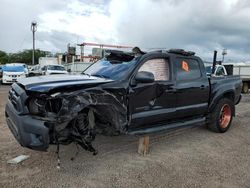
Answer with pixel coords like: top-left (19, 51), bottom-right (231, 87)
top-left (223, 92), bottom-right (234, 102)
top-left (78, 105), bottom-right (123, 135)
top-left (208, 92), bottom-right (235, 117)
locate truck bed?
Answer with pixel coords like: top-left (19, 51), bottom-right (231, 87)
top-left (209, 75), bottom-right (242, 105)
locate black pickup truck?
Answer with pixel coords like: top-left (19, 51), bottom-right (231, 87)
top-left (5, 49), bottom-right (242, 154)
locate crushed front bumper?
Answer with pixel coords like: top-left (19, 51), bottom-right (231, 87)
top-left (5, 100), bottom-right (49, 151)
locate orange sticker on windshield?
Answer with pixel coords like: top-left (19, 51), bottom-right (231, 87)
top-left (182, 61), bottom-right (189, 72)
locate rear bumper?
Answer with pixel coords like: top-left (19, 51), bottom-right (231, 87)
top-left (5, 100), bottom-right (49, 151)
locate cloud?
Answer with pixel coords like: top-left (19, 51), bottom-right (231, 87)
top-left (0, 0), bottom-right (250, 61)
top-left (38, 2), bottom-right (116, 44)
top-left (0, 0), bottom-right (68, 52)
top-left (110, 0), bottom-right (250, 61)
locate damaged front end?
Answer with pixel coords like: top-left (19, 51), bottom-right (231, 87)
top-left (27, 88), bottom-right (128, 154)
top-left (6, 50), bottom-right (137, 156)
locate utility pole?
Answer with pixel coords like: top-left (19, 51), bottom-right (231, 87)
top-left (222, 49), bottom-right (227, 63)
top-left (31, 21), bottom-right (37, 65)
top-left (80, 45), bottom-right (84, 62)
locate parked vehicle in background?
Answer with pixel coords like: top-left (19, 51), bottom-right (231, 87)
top-left (28, 64), bottom-right (41, 76)
top-left (9, 63), bottom-right (29, 76)
top-left (224, 64), bottom-right (250, 93)
top-left (29, 57), bottom-right (64, 77)
top-left (29, 64), bottom-right (67, 76)
top-left (42, 65), bottom-right (68, 75)
top-left (2, 64), bottom-right (26, 84)
top-left (0, 65), bottom-right (3, 78)
top-left (205, 65), bottom-right (227, 76)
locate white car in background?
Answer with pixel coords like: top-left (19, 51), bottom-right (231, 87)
top-left (28, 64), bottom-right (41, 76)
top-left (2, 64), bottom-right (26, 84)
top-left (42, 65), bottom-right (68, 75)
top-left (19, 64), bottom-right (29, 76)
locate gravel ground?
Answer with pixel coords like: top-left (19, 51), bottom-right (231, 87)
top-left (0, 84), bottom-right (249, 188)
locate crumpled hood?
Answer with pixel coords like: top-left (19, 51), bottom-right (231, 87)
top-left (18, 74), bottom-right (114, 93)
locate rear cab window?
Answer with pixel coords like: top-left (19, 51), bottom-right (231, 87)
top-left (176, 58), bottom-right (201, 80)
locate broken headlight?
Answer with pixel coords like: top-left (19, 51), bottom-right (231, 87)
top-left (28, 97), bottom-right (47, 115)
top-left (45, 98), bottom-right (63, 114)
top-left (28, 97), bottom-right (62, 115)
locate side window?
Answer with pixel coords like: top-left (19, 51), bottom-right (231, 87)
top-left (176, 58), bottom-right (201, 80)
top-left (138, 58), bottom-right (170, 81)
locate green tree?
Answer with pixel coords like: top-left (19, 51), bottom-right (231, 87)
top-left (5, 49), bottom-right (51, 65)
top-left (0, 50), bottom-right (8, 64)
top-left (0, 49), bottom-right (53, 65)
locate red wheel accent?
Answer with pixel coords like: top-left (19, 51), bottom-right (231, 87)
top-left (219, 104), bottom-right (232, 128)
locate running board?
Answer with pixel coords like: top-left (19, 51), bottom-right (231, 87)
top-left (128, 117), bottom-right (206, 135)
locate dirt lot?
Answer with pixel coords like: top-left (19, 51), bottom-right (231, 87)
top-left (0, 84), bottom-right (249, 188)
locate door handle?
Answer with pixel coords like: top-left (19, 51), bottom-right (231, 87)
top-left (165, 85), bottom-right (176, 92)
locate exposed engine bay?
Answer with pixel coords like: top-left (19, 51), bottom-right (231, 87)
top-left (28, 89), bottom-right (128, 154)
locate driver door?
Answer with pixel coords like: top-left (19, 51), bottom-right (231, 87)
top-left (129, 56), bottom-right (176, 129)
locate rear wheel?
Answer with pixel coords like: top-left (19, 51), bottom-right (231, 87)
top-left (242, 82), bottom-right (249, 93)
top-left (207, 98), bottom-right (234, 133)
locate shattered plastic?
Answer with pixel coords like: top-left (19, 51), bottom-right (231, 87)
top-left (37, 88), bottom-right (128, 153)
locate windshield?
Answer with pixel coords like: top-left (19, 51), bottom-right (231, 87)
top-left (3, 65), bottom-right (25, 72)
top-left (47, 65), bottom-right (65, 71)
top-left (83, 58), bottom-right (137, 80)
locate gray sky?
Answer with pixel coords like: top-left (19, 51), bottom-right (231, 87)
top-left (0, 0), bottom-right (250, 61)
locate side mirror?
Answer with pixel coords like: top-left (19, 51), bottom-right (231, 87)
top-left (135, 71), bottom-right (155, 83)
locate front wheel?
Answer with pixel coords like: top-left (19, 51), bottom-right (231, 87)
top-left (207, 98), bottom-right (234, 133)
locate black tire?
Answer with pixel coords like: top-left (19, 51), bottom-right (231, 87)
top-left (242, 82), bottom-right (249, 94)
top-left (207, 98), bottom-right (234, 133)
